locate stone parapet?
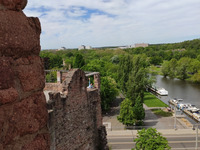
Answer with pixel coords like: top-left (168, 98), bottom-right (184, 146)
top-left (0, 1), bottom-right (50, 149)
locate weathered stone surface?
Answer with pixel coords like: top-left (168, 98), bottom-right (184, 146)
top-left (0, 1), bottom-right (49, 149)
top-left (15, 56), bottom-right (45, 92)
top-left (0, 11), bottom-right (41, 59)
top-left (4, 92), bottom-right (48, 145)
top-left (0, 87), bottom-right (19, 105)
top-left (47, 69), bottom-right (108, 150)
top-left (0, 57), bottom-right (14, 90)
top-left (0, 0), bottom-right (27, 11)
top-left (22, 133), bottom-right (50, 150)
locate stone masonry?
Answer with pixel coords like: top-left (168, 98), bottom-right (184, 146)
top-left (47, 69), bottom-right (109, 150)
top-left (0, 1), bottom-right (50, 150)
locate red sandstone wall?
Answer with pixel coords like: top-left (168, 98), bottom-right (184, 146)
top-left (47, 69), bottom-right (108, 150)
top-left (0, 2), bottom-right (49, 149)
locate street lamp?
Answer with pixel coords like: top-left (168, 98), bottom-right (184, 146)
top-left (192, 123), bottom-right (200, 150)
top-left (174, 106), bottom-right (177, 130)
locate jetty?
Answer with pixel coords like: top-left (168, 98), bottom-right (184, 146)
top-left (169, 99), bottom-right (200, 123)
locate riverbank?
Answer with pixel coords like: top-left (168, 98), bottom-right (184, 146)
top-left (144, 92), bottom-right (168, 107)
top-left (103, 96), bottom-right (192, 130)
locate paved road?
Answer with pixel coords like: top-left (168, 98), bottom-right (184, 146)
top-left (108, 130), bottom-right (199, 150)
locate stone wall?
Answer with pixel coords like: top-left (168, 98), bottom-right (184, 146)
top-left (47, 69), bottom-right (108, 150)
top-left (0, 1), bottom-right (50, 149)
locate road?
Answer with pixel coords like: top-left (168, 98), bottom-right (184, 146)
top-left (108, 132), bottom-right (199, 150)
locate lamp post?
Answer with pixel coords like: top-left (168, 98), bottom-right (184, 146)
top-left (174, 106), bottom-right (177, 130)
top-left (193, 124), bottom-right (200, 150)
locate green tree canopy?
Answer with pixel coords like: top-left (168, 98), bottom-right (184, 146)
top-left (73, 53), bottom-right (85, 68)
top-left (100, 76), bottom-right (119, 111)
top-left (117, 98), bottom-right (136, 126)
top-left (132, 128), bottom-right (171, 150)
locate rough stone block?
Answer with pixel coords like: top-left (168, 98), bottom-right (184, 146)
top-left (0, 57), bottom-right (14, 90)
top-left (15, 56), bottom-right (45, 92)
top-left (22, 133), bottom-right (50, 150)
top-left (4, 92), bottom-right (48, 144)
top-left (0, 11), bottom-right (41, 59)
top-left (0, 0), bottom-right (27, 11)
top-left (0, 87), bottom-right (19, 105)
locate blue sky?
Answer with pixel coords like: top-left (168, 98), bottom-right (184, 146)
top-left (24, 0), bottom-right (200, 49)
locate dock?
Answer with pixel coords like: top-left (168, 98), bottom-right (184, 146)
top-left (169, 99), bottom-right (200, 123)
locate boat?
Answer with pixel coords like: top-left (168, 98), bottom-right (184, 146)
top-left (157, 88), bottom-right (168, 96)
top-left (193, 113), bottom-right (200, 122)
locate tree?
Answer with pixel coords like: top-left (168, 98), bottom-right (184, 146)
top-left (168, 58), bottom-right (177, 78)
top-left (118, 55), bottom-right (133, 93)
top-left (117, 98), bottom-right (136, 126)
top-left (149, 56), bottom-right (163, 65)
top-left (126, 55), bottom-right (150, 103)
top-left (100, 77), bottom-right (119, 111)
top-left (132, 97), bottom-right (145, 125)
top-left (176, 57), bottom-right (191, 80)
top-left (161, 61), bottom-right (170, 77)
top-left (73, 53), bottom-right (85, 68)
top-left (132, 128), bottom-right (171, 150)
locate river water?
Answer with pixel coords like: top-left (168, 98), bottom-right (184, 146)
top-left (154, 75), bottom-right (200, 109)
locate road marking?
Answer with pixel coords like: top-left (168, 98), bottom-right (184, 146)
top-left (109, 140), bottom-right (197, 145)
top-left (107, 135), bottom-right (196, 139)
top-left (108, 142), bottom-right (134, 145)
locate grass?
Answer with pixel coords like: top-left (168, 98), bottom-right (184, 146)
top-left (143, 92), bottom-right (168, 107)
top-left (149, 65), bottom-right (162, 75)
top-left (151, 109), bottom-right (173, 117)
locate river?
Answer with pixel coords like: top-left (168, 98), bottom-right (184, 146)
top-left (154, 75), bottom-right (200, 109)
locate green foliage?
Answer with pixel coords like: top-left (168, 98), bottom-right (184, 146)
top-left (149, 56), bottom-right (163, 65)
top-left (161, 61), bottom-right (170, 77)
top-left (132, 97), bottom-right (145, 121)
top-left (118, 55), bottom-right (133, 92)
top-left (40, 51), bottom-right (63, 69)
top-left (45, 71), bottom-right (57, 83)
top-left (111, 55), bottom-right (120, 64)
top-left (143, 92), bottom-right (168, 107)
top-left (151, 109), bottom-right (172, 117)
top-left (73, 53), bottom-right (85, 68)
top-left (126, 55), bottom-right (150, 103)
top-left (190, 70), bottom-right (200, 83)
top-left (118, 97), bottom-right (145, 126)
top-left (132, 128), bottom-right (171, 150)
top-left (117, 98), bottom-right (136, 126)
top-left (176, 57), bottom-right (191, 80)
top-left (100, 77), bottom-right (119, 111)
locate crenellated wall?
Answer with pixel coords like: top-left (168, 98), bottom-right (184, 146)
top-left (0, 1), bottom-right (50, 149)
top-left (47, 69), bottom-right (108, 150)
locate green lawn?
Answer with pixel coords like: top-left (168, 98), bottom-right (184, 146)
top-left (151, 109), bottom-right (173, 117)
top-left (149, 65), bottom-right (162, 75)
top-left (143, 92), bottom-right (168, 107)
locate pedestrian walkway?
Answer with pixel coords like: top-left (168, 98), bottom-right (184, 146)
top-left (103, 102), bottom-right (191, 131)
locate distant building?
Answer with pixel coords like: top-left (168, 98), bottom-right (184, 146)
top-left (57, 47), bottom-right (67, 51)
top-left (78, 45), bottom-right (92, 50)
top-left (78, 45), bottom-right (86, 50)
top-left (135, 43), bottom-right (149, 48)
top-left (118, 45), bottom-right (135, 49)
top-left (86, 46), bottom-right (92, 50)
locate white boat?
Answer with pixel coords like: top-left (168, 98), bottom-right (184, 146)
top-left (157, 88), bottom-right (168, 96)
top-left (193, 113), bottom-right (200, 122)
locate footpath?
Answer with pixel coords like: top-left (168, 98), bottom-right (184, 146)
top-left (103, 103), bottom-right (193, 131)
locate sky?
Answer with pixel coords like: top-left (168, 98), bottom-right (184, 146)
top-left (24, 0), bottom-right (200, 49)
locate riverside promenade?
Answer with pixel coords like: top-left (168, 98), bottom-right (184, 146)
top-left (103, 102), bottom-right (192, 130)
top-left (103, 99), bottom-right (196, 149)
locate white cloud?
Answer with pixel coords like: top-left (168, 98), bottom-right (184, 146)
top-left (23, 0), bottom-right (200, 49)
